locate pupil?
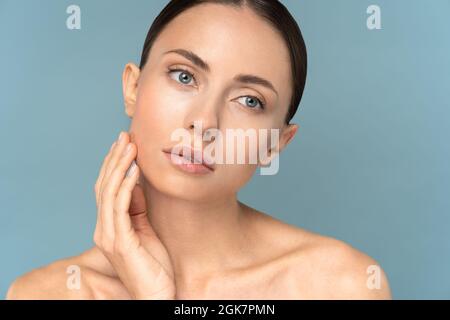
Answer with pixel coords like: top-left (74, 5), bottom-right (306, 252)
top-left (180, 72), bottom-right (190, 84)
top-left (247, 97), bottom-right (256, 107)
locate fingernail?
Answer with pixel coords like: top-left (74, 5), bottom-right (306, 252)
top-left (123, 143), bottom-right (132, 156)
top-left (118, 131), bottom-right (125, 144)
top-left (126, 160), bottom-right (137, 177)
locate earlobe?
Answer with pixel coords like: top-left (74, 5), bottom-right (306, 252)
top-left (258, 143), bottom-right (280, 167)
top-left (122, 62), bottom-right (141, 118)
top-left (279, 123), bottom-right (298, 152)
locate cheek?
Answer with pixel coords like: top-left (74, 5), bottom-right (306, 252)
top-left (132, 92), bottom-right (166, 151)
top-left (131, 77), bottom-right (189, 147)
top-left (218, 127), bottom-right (273, 166)
top-left (129, 83), bottom-right (179, 185)
top-left (135, 80), bottom-right (173, 127)
top-left (218, 163), bottom-right (257, 192)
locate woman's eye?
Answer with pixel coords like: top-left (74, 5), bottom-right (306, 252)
top-left (167, 68), bottom-right (264, 110)
top-left (236, 96), bottom-right (265, 110)
top-left (168, 68), bottom-right (196, 86)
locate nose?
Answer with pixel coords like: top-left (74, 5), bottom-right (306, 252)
top-left (183, 96), bottom-right (221, 142)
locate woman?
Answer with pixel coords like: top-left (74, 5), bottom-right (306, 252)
top-left (7, 0), bottom-right (391, 299)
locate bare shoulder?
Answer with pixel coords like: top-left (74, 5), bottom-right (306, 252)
top-left (293, 232), bottom-right (392, 299)
top-left (6, 252), bottom-right (94, 299)
top-left (247, 207), bottom-right (392, 299)
top-left (6, 247), bottom-right (130, 300)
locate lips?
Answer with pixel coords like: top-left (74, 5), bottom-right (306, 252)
top-left (162, 145), bottom-right (216, 171)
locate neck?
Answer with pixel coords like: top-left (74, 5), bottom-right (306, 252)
top-left (139, 178), bottom-right (254, 286)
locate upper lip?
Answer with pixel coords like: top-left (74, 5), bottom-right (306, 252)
top-left (163, 145), bottom-right (216, 171)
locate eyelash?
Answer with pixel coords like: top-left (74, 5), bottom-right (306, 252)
top-left (166, 67), bottom-right (266, 110)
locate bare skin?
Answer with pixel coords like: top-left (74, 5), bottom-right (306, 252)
top-left (7, 3), bottom-right (391, 300)
top-left (6, 206), bottom-right (391, 299)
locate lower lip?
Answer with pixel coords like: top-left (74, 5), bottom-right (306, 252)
top-left (163, 152), bottom-right (213, 174)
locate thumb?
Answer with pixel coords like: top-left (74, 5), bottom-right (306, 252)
top-left (128, 183), bottom-right (152, 233)
top-left (129, 183), bottom-right (146, 215)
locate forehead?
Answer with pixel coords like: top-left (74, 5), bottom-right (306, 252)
top-left (149, 3), bottom-right (292, 103)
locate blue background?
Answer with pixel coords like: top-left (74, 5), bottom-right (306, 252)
top-left (1, 0), bottom-right (449, 299)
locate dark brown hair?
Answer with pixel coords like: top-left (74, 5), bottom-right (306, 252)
top-left (139, 0), bottom-right (307, 124)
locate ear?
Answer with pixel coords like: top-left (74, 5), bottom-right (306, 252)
top-left (277, 123), bottom-right (298, 154)
top-left (259, 123), bottom-right (299, 166)
top-left (122, 62), bottom-right (141, 118)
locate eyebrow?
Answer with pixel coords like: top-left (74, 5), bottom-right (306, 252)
top-left (163, 48), bottom-right (279, 97)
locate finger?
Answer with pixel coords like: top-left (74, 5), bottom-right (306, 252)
top-left (118, 175), bottom-right (154, 234)
top-left (98, 131), bottom-right (129, 242)
top-left (102, 141), bottom-right (136, 241)
top-left (114, 159), bottom-right (139, 238)
top-left (128, 184), bottom-right (154, 233)
top-left (95, 140), bottom-right (117, 208)
top-left (114, 159), bottom-right (158, 245)
top-left (94, 140), bottom-right (117, 246)
top-left (100, 131), bottom-right (130, 197)
top-left (128, 183), bottom-right (147, 216)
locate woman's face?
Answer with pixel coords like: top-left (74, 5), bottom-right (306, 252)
top-left (123, 3), bottom-right (298, 201)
